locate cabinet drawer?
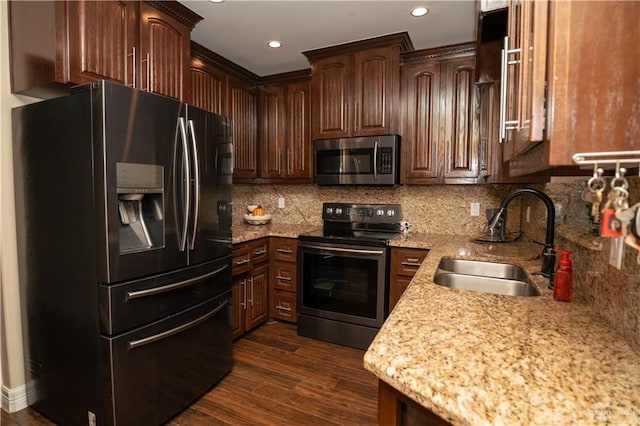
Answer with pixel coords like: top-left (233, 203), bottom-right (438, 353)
top-left (271, 261), bottom-right (297, 292)
top-left (392, 248), bottom-right (429, 277)
top-left (232, 245), bottom-right (252, 275)
top-left (270, 290), bottom-right (297, 323)
top-left (271, 238), bottom-right (297, 262)
top-left (251, 239), bottom-right (270, 265)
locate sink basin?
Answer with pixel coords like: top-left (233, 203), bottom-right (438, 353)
top-left (434, 258), bottom-right (540, 297)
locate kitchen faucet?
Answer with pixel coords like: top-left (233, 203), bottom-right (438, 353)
top-left (488, 188), bottom-right (556, 288)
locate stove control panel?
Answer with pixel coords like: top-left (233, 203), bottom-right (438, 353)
top-left (322, 203), bottom-right (402, 223)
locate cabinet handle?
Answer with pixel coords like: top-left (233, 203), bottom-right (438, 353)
top-left (344, 102), bottom-right (348, 131)
top-left (276, 275), bottom-right (292, 281)
top-left (354, 101), bottom-right (359, 133)
top-left (287, 149), bottom-right (291, 176)
top-left (500, 36), bottom-right (522, 142)
top-left (248, 277), bottom-right (254, 306)
top-left (241, 279), bottom-right (247, 309)
top-left (234, 258), bottom-right (250, 266)
top-left (276, 248), bottom-right (293, 254)
top-left (142, 52), bottom-right (151, 91)
top-left (405, 257), bottom-right (421, 263)
top-left (401, 262), bottom-right (422, 267)
top-left (373, 140), bottom-right (379, 180)
top-left (276, 305), bottom-right (292, 312)
top-left (127, 47), bottom-right (136, 87)
top-left (253, 249), bottom-right (267, 256)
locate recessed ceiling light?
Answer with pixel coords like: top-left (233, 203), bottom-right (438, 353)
top-left (268, 40), bottom-right (282, 49)
top-left (410, 6), bottom-right (429, 17)
top-left (209, 0), bottom-right (224, 3)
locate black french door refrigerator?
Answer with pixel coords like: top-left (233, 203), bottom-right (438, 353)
top-left (12, 81), bottom-right (233, 425)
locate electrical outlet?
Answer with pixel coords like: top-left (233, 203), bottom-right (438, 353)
top-left (526, 206), bottom-right (531, 223)
top-left (470, 202), bottom-right (480, 217)
top-left (277, 197), bottom-right (285, 209)
top-left (609, 237), bottom-right (624, 269)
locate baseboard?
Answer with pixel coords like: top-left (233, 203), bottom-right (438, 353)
top-left (1, 383), bottom-right (28, 413)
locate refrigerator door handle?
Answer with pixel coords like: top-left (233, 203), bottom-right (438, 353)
top-left (127, 299), bottom-right (229, 349)
top-left (187, 119), bottom-right (200, 250)
top-left (177, 117), bottom-right (190, 252)
top-left (126, 264), bottom-right (229, 300)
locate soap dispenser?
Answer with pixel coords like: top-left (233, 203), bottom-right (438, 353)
top-left (553, 249), bottom-right (573, 302)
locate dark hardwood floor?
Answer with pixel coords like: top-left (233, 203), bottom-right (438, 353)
top-left (1, 322), bottom-right (378, 425)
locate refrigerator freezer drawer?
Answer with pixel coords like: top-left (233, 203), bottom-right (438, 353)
top-left (99, 256), bottom-right (232, 335)
top-left (101, 292), bottom-right (233, 426)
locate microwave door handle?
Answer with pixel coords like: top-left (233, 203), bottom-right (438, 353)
top-left (188, 119), bottom-right (200, 250)
top-left (178, 117), bottom-right (190, 252)
top-left (373, 140), bottom-right (378, 180)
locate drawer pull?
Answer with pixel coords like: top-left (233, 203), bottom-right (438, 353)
top-left (276, 305), bottom-right (292, 312)
top-left (276, 248), bottom-right (293, 254)
top-left (276, 275), bottom-right (292, 281)
top-left (127, 265), bottom-right (228, 299)
top-left (253, 249), bottom-right (267, 255)
top-left (406, 257), bottom-right (421, 262)
top-left (128, 299), bottom-right (228, 349)
top-left (401, 262), bottom-right (422, 267)
top-left (234, 258), bottom-right (250, 266)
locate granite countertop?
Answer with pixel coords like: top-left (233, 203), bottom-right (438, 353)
top-left (365, 234), bottom-right (640, 425)
top-left (232, 222), bottom-right (318, 243)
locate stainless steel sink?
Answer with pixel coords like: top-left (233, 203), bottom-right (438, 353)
top-left (433, 258), bottom-right (540, 297)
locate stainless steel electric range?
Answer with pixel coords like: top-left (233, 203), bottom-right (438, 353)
top-left (297, 202), bottom-right (402, 349)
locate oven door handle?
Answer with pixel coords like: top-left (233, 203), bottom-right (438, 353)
top-left (300, 244), bottom-right (384, 256)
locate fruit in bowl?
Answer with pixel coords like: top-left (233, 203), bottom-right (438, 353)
top-left (247, 204), bottom-right (258, 213)
top-left (252, 206), bottom-right (266, 216)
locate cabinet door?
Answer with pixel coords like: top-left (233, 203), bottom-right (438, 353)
top-left (246, 264), bottom-right (269, 331)
top-left (352, 47), bottom-right (395, 136)
top-left (229, 75), bottom-right (258, 181)
top-left (312, 53), bottom-right (351, 139)
top-left (286, 80), bottom-right (312, 180)
top-left (139, 2), bottom-right (191, 101)
top-left (259, 84), bottom-right (286, 179)
top-left (402, 61), bottom-right (441, 183)
top-left (442, 56), bottom-right (479, 182)
top-left (232, 275), bottom-right (246, 339)
top-left (67, 1), bottom-right (137, 86)
top-left (190, 61), bottom-right (227, 115)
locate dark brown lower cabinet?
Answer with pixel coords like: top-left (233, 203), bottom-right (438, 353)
top-left (378, 380), bottom-right (452, 426)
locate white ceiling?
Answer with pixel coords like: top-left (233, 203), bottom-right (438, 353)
top-left (181, 1), bottom-right (478, 76)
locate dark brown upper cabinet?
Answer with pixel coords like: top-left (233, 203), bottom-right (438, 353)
top-left (259, 71), bottom-right (312, 183)
top-left (8, 0), bottom-right (201, 100)
top-left (303, 33), bottom-right (413, 140)
top-left (190, 42), bottom-right (259, 183)
top-left (500, 0), bottom-right (640, 176)
top-left (401, 44), bottom-right (480, 184)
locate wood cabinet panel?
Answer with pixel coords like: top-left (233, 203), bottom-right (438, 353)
top-left (271, 261), bottom-right (297, 292)
top-left (245, 263), bottom-right (269, 331)
top-left (189, 65), bottom-right (226, 115)
top-left (271, 238), bottom-right (297, 262)
top-left (443, 56), bottom-right (478, 182)
top-left (402, 61), bottom-right (441, 183)
top-left (286, 80), bottom-right (312, 180)
top-left (139, 2), bottom-right (191, 100)
top-left (230, 75), bottom-right (258, 180)
top-left (260, 84), bottom-right (287, 178)
top-left (67, 1), bottom-right (136, 86)
top-left (270, 290), bottom-right (297, 323)
top-left (389, 247), bottom-right (428, 312)
top-left (312, 54), bottom-right (351, 139)
top-left (251, 239), bottom-right (270, 264)
top-left (353, 47), bottom-right (394, 135)
top-left (231, 275), bottom-right (246, 339)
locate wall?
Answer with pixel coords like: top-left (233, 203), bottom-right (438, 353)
top-left (0, 0), bottom-right (41, 410)
top-left (521, 176), bottom-right (640, 350)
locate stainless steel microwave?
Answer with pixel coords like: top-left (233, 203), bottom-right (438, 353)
top-left (313, 135), bottom-right (400, 186)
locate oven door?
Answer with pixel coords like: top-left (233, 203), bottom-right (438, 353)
top-left (297, 241), bottom-right (387, 328)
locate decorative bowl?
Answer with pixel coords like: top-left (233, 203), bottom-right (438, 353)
top-left (244, 213), bottom-right (272, 225)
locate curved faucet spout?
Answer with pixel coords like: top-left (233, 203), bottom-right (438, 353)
top-left (488, 188), bottom-right (556, 287)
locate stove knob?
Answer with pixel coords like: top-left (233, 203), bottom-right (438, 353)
top-left (387, 209), bottom-right (396, 217)
top-left (376, 209), bottom-right (384, 216)
top-left (325, 207), bottom-right (333, 215)
top-left (335, 207), bottom-right (343, 215)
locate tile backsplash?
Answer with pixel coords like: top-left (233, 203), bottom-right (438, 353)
top-left (233, 184), bottom-right (525, 235)
top-left (521, 176), bottom-right (640, 351)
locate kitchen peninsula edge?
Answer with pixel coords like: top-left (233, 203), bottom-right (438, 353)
top-left (366, 234), bottom-right (640, 425)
